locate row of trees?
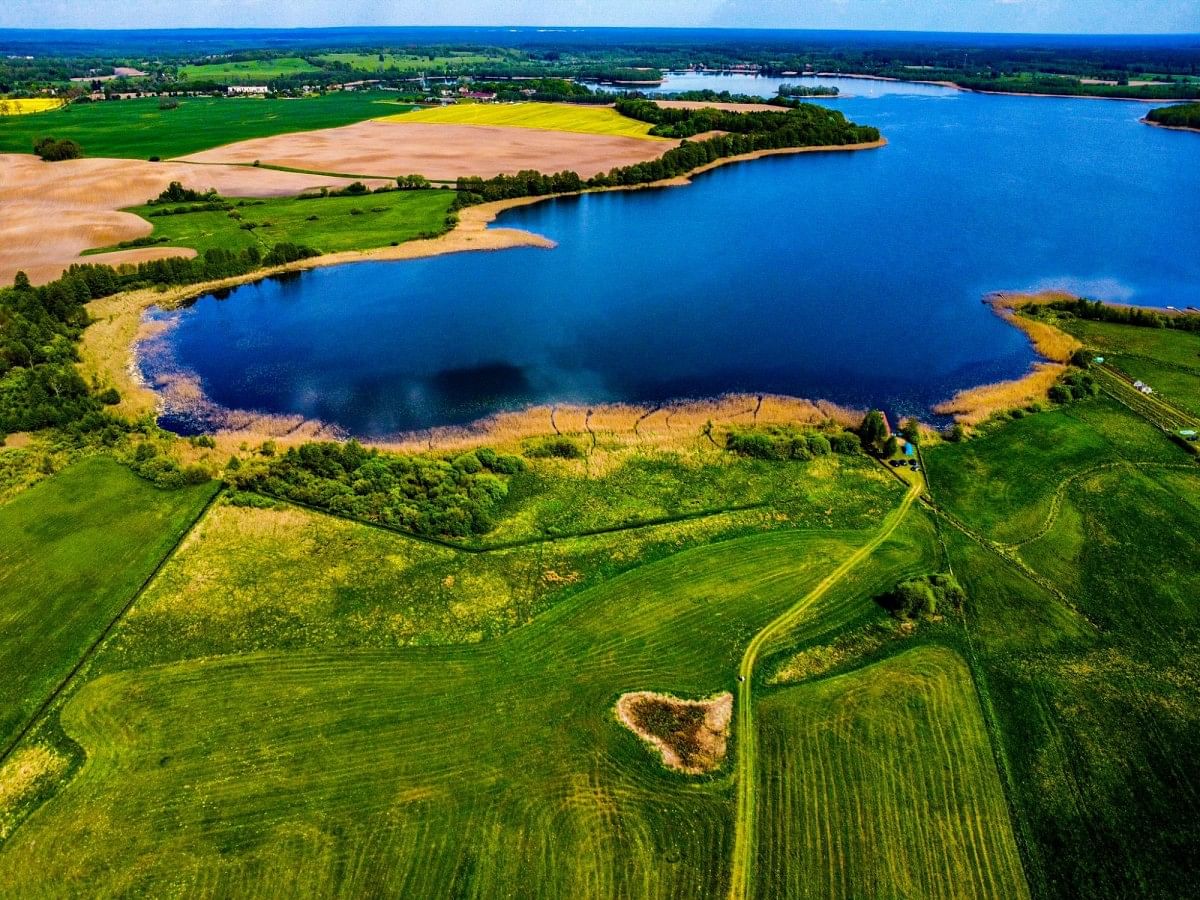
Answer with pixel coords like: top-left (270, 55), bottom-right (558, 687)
top-left (1030, 297), bottom-right (1200, 333)
top-left (453, 103), bottom-right (878, 206)
top-left (231, 440), bottom-right (526, 538)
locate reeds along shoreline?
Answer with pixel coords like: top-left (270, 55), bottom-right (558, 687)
top-left (933, 291), bottom-right (1081, 426)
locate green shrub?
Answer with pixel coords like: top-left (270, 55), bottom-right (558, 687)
top-left (524, 436), bottom-right (585, 460)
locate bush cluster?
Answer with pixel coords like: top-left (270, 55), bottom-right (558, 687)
top-left (1049, 371), bottom-right (1099, 404)
top-left (523, 436), bottom-right (586, 460)
top-left (33, 136), bottom-right (82, 161)
top-left (725, 424), bottom-right (861, 460)
top-left (232, 440), bottom-right (525, 538)
top-left (879, 573), bottom-right (965, 619)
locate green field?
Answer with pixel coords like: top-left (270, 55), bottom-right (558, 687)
top-left (178, 57), bottom-right (321, 83)
top-left (0, 457), bottom-right (217, 754)
top-left (0, 461), bottom-right (912, 895)
top-left (1, 313), bottom-right (1198, 895)
top-left (92, 189), bottom-right (458, 257)
top-left (757, 647), bottom-right (1029, 899)
top-left (0, 92), bottom-right (404, 159)
top-left (928, 375), bottom-right (1200, 898)
top-left (384, 102), bottom-right (664, 139)
top-left (319, 51), bottom-right (508, 73)
top-left (1058, 316), bottom-right (1200, 418)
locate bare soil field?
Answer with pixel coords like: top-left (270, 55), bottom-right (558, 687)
top-left (0, 154), bottom-right (390, 283)
top-left (178, 120), bottom-right (679, 181)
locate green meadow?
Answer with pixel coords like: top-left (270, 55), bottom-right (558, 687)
top-left (177, 57), bottom-right (322, 83)
top-left (0, 314), bottom-right (1197, 896)
top-left (0, 457), bottom-right (217, 754)
top-left (319, 51), bottom-right (510, 73)
top-left (94, 188), bottom-right (458, 257)
top-left (0, 91), bottom-right (403, 159)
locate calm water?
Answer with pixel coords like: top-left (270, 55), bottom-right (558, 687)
top-left (147, 82), bottom-right (1200, 438)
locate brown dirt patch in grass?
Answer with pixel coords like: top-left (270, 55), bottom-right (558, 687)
top-left (616, 691), bottom-right (733, 774)
top-left (178, 120), bottom-right (680, 181)
top-left (0, 153), bottom-right (391, 284)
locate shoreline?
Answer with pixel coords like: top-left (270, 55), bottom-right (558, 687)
top-left (1141, 117), bottom-right (1200, 134)
top-left (817, 70), bottom-right (1191, 103)
top-left (81, 137), bottom-right (887, 426)
top-left (933, 291), bottom-right (1082, 426)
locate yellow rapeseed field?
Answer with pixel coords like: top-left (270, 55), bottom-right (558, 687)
top-left (380, 102), bottom-right (665, 139)
top-left (0, 98), bottom-right (66, 116)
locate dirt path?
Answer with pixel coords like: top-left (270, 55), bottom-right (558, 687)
top-left (727, 482), bottom-right (920, 900)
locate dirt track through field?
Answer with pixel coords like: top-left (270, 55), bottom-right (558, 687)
top-left (0, 153), bottom-right (391, 284)
top-left (727, 482), bottom-right (921, 900)
top-left (179, 120), bottom-right (679, 181)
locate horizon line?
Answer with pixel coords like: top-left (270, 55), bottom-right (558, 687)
top-left (1, 25), bottom-right (1199, 39)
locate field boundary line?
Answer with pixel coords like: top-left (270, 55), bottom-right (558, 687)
top-left (0, 482), bottom-right (223, 768)
top-left (727, 482), bottom-right (919, 900)
top-left (253, 491), bottom-right (777, 553)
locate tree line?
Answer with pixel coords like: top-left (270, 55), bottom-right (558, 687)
top-left (452, 101), bottom-right (878, 206)
top-left (1028, 297), bottom-right (1200, 333)
top-left (230, 440), bottom-right (526, 538)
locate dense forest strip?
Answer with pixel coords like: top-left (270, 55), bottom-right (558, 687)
top-left (728, 483), bottom-right (920, 900)
top-left (1145, 102), bottom-right (1200, 130)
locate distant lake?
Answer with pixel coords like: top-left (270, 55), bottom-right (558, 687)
top-left (145, 80), bottom-right (1200, 439)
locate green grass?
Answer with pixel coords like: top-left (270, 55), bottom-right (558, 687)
top-left (927, 339), bottom-right (1200, 900)
top-left (756, 646), bottom-right (1029, 899)
top-left (0, 457), bottom-right (217, 753)
top-left (382, 102), bottom-right (665, 139)
top-left (178, 57), bottom-right (321, 83)
top-left (90, 189), bottom-right (457, 257)
top-left (0, 91), bottom-right (405, 160)
top-left (104, 453), bottom-right (902, 668)
top-left (927, 395), bottom-right (1180, 544)
top-left (0, 523), bottom-right (888, 895)
top-left (1059, 317), bottom-right (1200, 419)
top-left (319, 51), bottom-right (508, 73)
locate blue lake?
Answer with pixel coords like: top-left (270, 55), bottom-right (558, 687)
top-left (147, 82), bottom-right (1200, 439)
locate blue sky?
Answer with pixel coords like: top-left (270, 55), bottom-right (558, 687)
top-left (2, 0), bottom-right (1198, 33)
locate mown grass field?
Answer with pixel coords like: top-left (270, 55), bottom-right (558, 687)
top-left (92, 188), bottom-right (457, 257)
top-left (319, 51), bottom-right (508, 73)
top-left (0, 92), bottom-right (405, 159)
top-left (0, 457), bottom-right (217, 753)
top-left (384, 102), bottom-right (665, 139)
top-left (928, 365), bottom-right (1200, 899)
top-left (757, 646), bottom-right (1029, 899)
top-left (178, 57), bottom-right (321, 83)
top-left (0, 98), bottom-right (65, 116)
top-left (1058, 316), bottom-right (1200, 418)
top-left (0, 507), bottom-right (906, 895)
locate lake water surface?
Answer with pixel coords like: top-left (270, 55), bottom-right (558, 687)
top-left (146, 78), bottom-right (1200, 438)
